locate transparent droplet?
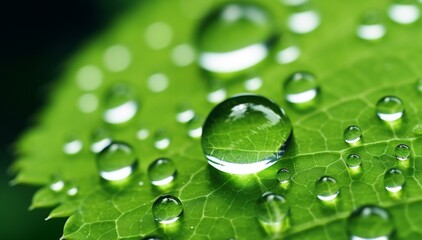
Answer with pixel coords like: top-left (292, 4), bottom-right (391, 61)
top-left (344, 125), bottom-right (362, 145)
top-left (176, 104), bottom-right (195, 123)
top-left (96, 142), bottom-right (137, 182)
top-left (171, 44), bottom-right (195, 67)
top-left (417, 77), bottom-right (422, 92)
top-left (63, 136), bottom-right (83, 155)
top-left (103, 45), bottom-right (131, 72)
top-left (136, 128), bottom-right (150, 140)
top-left (315, 176), bottom-right (339, 201)
top-left (201, 94), bottom-right (292, 174)
top-left (207, 87), bottom-right (227, 104)
top-left (66, 183), bottom-right (78, 197)
top-left (90, 128), bottom-right (112, 153)
top-left (244, 77), bottom-right (263, 91)
top-left (284, 71), bottom-right (318, 104)
top-left (152, 195), bottom-right (183, 224)
top-left (49, 175), bottom-right (65, 192)
top-left (356, 11), bottom-right (386, 41)
top-left (395, 144), bottom-right (410, 161)
top-left (347, 205), bottom-right (395, 240)
top-left (413, 124), bottom-right (422, 135)
top-left (103, 83), bottom-right (138, 124)
top-left (76, 65), bottom-right (102, 91)
top-left (154, 130), bottom-right (171, 150)
top-left (197, 3), bottom-right (277, 77)
top-left (147, 73), bottom-right (169, 93)
top-left (346, 154), bottom-right (362, 169)
top-left (148, 158), bottom-right (177, 186)
top-left (78, 93), bottom-right (99, 113)
top-left (256, 192), bottom-right (290, 234)
top-left (142, 236), bottom-right (163, 240)
top-left (276, 45), bottom-right (301, 64)
top-left (384, 168), bottom-right (405, 193)
top-left (145, 22), bottom-right (173, 50)
top-left (376, 96), bottom-right (404, 122)
top-left (388, 0), bottom-right (420, 24)
top-left (286, 2), bottom-right (320, 34)
top-left (187, 116), bottom-right (204, 139)
top-left (276, 168), bottom-right (291, 184)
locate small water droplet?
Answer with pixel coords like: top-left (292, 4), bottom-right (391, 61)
top-left (388, 0), bottom-right (420, 24)
top-left (347, 205), bottom-right (394, 240)
top-left (145, 22), bottom-right (173, 50)
top-left (103, 45), bottom-right (131, 72)
top-left (49, 175), bottom-right (65, 192)
top-left (201, 94), bottom-right (292, 174)
top-left (276, 168), bottom-right (291, 184)
top-left (103, 83), bottom-right (138, 124)
top-left (244, 77), bottom-right (263, 91)
top-left (346, 154), bottom-right (362, 169)
top-left (284, 71), bottom-right (318, 104)
top-left (207, 87), bottom-right (227, 104)
top-left (66, 183), bottom-right (78, 197)
top-left (344, 125), bottom-right (362, 145)
top-left (147, 73), bottom-right (169, 93)
top-left (187, 116), bottom-right (204, 139)
top-left (152, 195), bottom-right (183, 224)
top-left (417, 77), bottom-right (422, 92)
top-left (395, 144), bottom-right (410, 160)
top-left (276, 45), bottom-right (301, 64)
top-left (384, 168), bottom-right (405, 193)
top-left (256, 192), bottom-right (290, 234)
top-left (142, 236), bottom-right (163, 240)
top-left (148, 158), bottom-right (177, 186)
top-left (78, 93), bottom-right (99, 113)
top-left (63, 136), bottom-right (83, 155)
top-left (315, 176), bottom-right (339, 201)
top-left (413, 123), bottom-right (422, 135)
top-left (171, 44), bottom-right (195, 67)
top-left (96, 142), bottom-right (137, 182)
top-left (154, 131), bottom-right (171, 150)
top-left (176, 105), bottom-right (195, 123)
top-left (197, 3), bottom-right (276, 76)
top-left (136, 128), bottom-right (150, 140)
top-left (286, 2), bottom-right (320, 34)
top-left (90, 128), bottom-right (112, 153)
top-left (376, 96), bottom-right (404, 122)
top-left (76, 65), bottom-right (103, 91)
top-left (356, 11), bottom-right (386, 41)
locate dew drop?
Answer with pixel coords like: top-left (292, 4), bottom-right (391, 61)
top-left (347, 205), bottom-right (394, 240)
top-left (66, 183), bottom-right (78, 197)
top-left (90, 128), bottom-right (112, 153)
top-left (136, 128), bottom-right (150, 140)
top-left (417, 77), bottom-right (422, 92)
top-left (154, 130), bottom-right (171, 150)
top-left (276, 168), bottom-right (291, 184)
top-left (207, 87), bottom-right (227, 104)
top-left (145, 22), bottom-right (173, 50)
top-left (315, 176), bottom-right (339, 201)
top-left (63, 136), bottom-right (83, 155)
top-left (171, 44), bottom-right (195, 67)
top-left (356, 11), bottom-right (386, 41)
top-left (103, 45), bottom-right (131, 72)
top-left (197, 3), bottom-right (276, 76)
top-left (76, 65), bottom-right (103, 91)
top-left (285, 1), bottom-right (320, 34)
top-left (78, 93), bottom-right (99, 113)
top-left (176, 104), bottom-right (195, 123)
top-left (103, 83), bottom-right (138, 124)
top-left (388, 0), bottom-right (420, 24)
top-left (201, 94), bottom-right (292, 175)
top-left (346, 154), bottom-right (362, 169)
top-left (186, 116), bottom-right (204, 139)
top-left (384, 168), bottom-right (405, 193)
top-left (148, 158), bottom-right (177, 186)
top-left (413, 124), bottom-right (422, 135)
top-left (96, 142), bottom-right (137, 182)
top-left (395, 144), bottom-right (410, 161)
top-left (244, 77), bottom-right (263, 91)
top-left (147, 73), bottom-right (169, 93)
top-left (276, 45), bottom-right (301, 64)
top-left (344, 125), bottom-right (362, 145)
top-left (376, 96), bottom-right (404, 122)
top-left (49, 175), bottom-right (65, 192)
top-left (284, 71), bottom-right (318, 104)
top-left (256, 192), bottom-right (290, 234)
top-left (152, 195), bottom-right (183, 224)
top-left (142, 236), bottom-right (163, 240)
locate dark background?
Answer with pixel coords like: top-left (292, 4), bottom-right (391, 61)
top-left (0, 1), bottom-right (135, 238)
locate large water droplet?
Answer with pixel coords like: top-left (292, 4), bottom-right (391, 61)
top-left (346, 154), bottom-right (362, 169)
top-left (344, 125), bottom-right (362, 145)
top-left (276, 168), bottom-right (291, 184)
top-left (285, 1), bottom-right (320, 34)
top-left (96, 142), bottom-right (137, 181)
top-left (197, 3), bottom-right (277, 77)
top-left (395, 144), bottom-right (410, 161)
top-left (384, 168), bottom-right (405, 193)
top-left (103, 45), bottom-right (131, 72)
top-left (356, 11), bottom-right (386, 41)
top-left (315, 176), bottom-right (339, 201)
top-left (63, 135), bottom-right (83, 155)
top-left (103, 83), bottom-right (138, 124)
top-left (347, 205), bottom-right (394, 240)
top-left (201, 94), bottom-right (292, 174)
top-left (152, 195), bottom-right (183, 224)
top-left (388, 0), bottom-right (420, 24)
top-left (90, 128), bottom-right (112, 153)
top-left (76, 65), bottom-right (103, 91)
top-left (148, 158), bottom-right (177, 186)
top-left (256, 192), bottom-right (290, 234)
top-left (284, 71), bottom-right (318, 104)
top-left (376, 96), bottom-right (404, 122)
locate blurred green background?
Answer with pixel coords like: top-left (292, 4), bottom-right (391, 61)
top-left (0, 1), bottom-right (137, 238)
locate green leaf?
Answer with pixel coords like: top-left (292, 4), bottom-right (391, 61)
top-left (12, 0), bottom-right (422, 239)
